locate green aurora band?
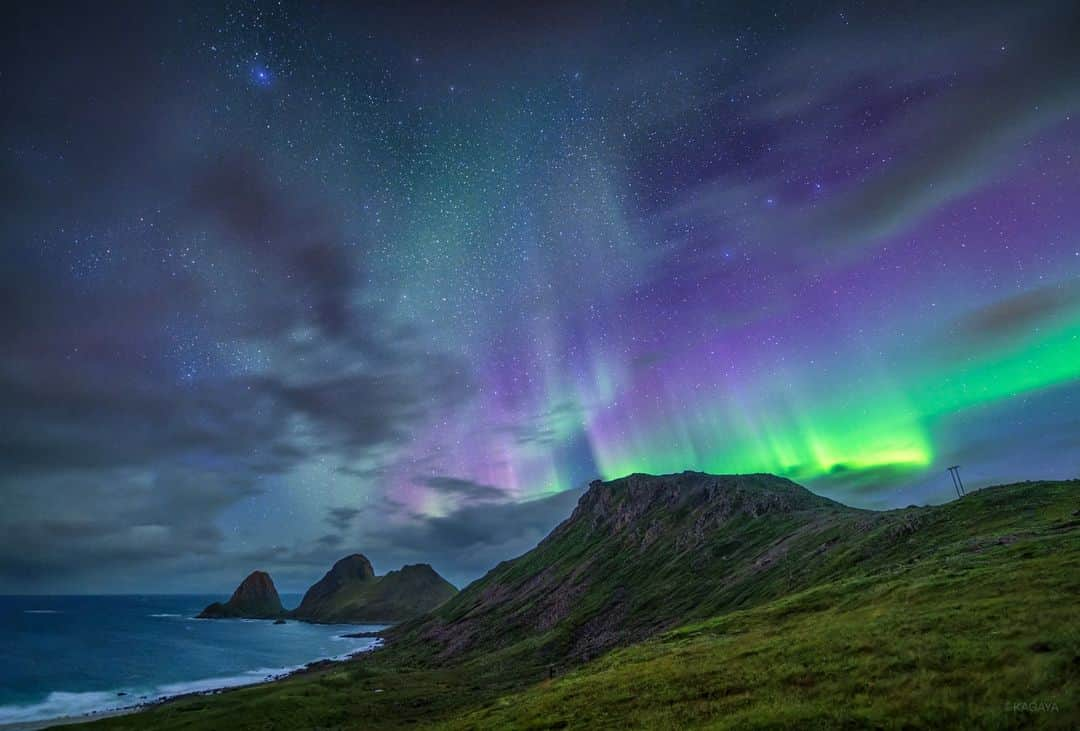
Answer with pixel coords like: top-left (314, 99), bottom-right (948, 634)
top-left (586, 315), bottom-right (1080, 488)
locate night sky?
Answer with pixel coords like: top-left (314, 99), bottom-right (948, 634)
top-left (2, 2), bottom-right (1078, 593)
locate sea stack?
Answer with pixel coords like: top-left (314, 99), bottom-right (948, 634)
top-left (293, 554), bottom-right (376, 617)
top-left (290, 553), bottom-right (457, 624)
top-left (198, 570), bottom-right (285, 619)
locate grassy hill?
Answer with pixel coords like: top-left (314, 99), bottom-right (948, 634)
top-left (387, 473), bottom-right (865, 665)
top-left (438, 482), bottom-right (1079, 728)
top-left (290, 555), bottom-right (457, 624)
top-left (294, 563), bottom-right (458, 624)
top-left (74, 476), bottom-right (1079, 730)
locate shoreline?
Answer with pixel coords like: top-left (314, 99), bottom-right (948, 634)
top-left (0, 634), bottom-right (382, 731)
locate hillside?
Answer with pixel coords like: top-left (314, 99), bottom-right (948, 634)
top-left (289, 554), bottom-right (376, 621)
top-left (389, 472), bottom-right (872, 662)
top-left (290, 554), bottom-right (457, 624)
top-left (75, 476), bottom-right (1079, 730)
top-left (440, 480), bottom-right (1080, 728)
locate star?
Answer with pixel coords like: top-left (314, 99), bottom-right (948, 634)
top-left (251, 64), bottom-right (272, 88)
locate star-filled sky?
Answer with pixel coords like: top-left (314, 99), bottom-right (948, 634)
top-left (2, 1), bottom-right (1078, 593)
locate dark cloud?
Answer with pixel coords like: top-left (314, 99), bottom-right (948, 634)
top-left (806, 7), bottom-right (1080, 249)
top-left (189, 154), bottom-right (357, 338)
top-left (0, 465), bottom-right (581, 594)
top-left (361, 486), bottom-right (586, 587)
top-left (0, 117), bottom-right (473, 591)
top-left (419, 476), bottom-right (506, 503)
top-left (235, 485), bottom-right (585, 590)
top-left (326, 507), bottom-right (362, 532)
top-left (808, 463), bottom-right (926, 498)
top-left (951, 283), bottom-right (1080, 350)
top-left (316, 534), bottom-right (345, 549)
top-left (0, 357), bottom-right (287, 477)
top-left (182, 482), bottom-right (601, 594)
top-left (0, 470), bottom-right (260, 592)
top-left (644, 1), bottom-right (1080, 280)
top-left (254, 351), bottom-right (471, 455)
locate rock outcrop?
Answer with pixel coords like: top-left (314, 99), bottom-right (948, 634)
top-left (290, 554), bottom-right (457, 624)
top-left (292, 554), bottom-right (375, 616)
top-left (197, 555), bottom-right (456, 624)
top-left (388, 472), bottom-right (865, 662)
top-left (198, 570), bottom-right (284, 619)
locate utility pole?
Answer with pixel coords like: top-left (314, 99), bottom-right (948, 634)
top-left (947, 465), bottom-right (965, 498)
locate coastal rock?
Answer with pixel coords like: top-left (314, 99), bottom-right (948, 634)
top-left (197, 570), bottom-right (284, 619)
top-left (296, 554), bottom-right (375, 611)
top-left (290, 554), bottom-right (456, 623)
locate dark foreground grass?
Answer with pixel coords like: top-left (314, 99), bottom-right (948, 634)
top-left (439, 525), bottom-right (1079, 729)
top-left (73, 480), bottom-right (1078, 730)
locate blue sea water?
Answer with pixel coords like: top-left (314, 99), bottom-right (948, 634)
top-left (0, 595), bottom-right (383, 725)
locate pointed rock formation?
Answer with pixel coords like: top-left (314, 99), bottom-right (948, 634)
top-left (293, 554), bottom-right (375, 616)
top-left (198, 570), bottom-right (284, 619)
top-left (290, 554), bottom-right (457, 624)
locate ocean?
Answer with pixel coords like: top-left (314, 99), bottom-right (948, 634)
top-left (0, 594), bottom-right (383, 726)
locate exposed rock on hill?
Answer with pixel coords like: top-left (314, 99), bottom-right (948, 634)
top-left (292, 554), bottom-right (375, 617)
top-left (198, 570), bottom-right (284, 619)
top-left (388, 472), bottom-right (869, 661)
top-left (290, 554), bottom-right (457, 624)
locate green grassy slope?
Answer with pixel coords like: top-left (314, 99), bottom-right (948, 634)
top-left (388, 473), bottom-right (863, 664)
top-left (299, 564), bottom-right (458, 624)
top-left (74, 478), bottom-right (1079, 730)
top-left (439, 481), bottom-right (1080, 729)
top-left (390, 471), bottom-right (1077, 668)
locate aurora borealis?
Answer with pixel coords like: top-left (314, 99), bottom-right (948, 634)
top-left (1, 1), bottom-right (1078, 592)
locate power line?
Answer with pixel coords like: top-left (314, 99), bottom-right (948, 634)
top-left (947, 465), bottom-right (965, 498)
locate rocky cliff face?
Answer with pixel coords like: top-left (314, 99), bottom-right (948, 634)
top-left (198, 570), bottom-right (284, 619)
top-left (562, 471), bottom-right (836, 547)
top-left (388, 472), bottom-right (866, 662)
top-left (290, 554), bottom-right (457, 624)
top-left (292, 553), bottom-right (375, 616)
